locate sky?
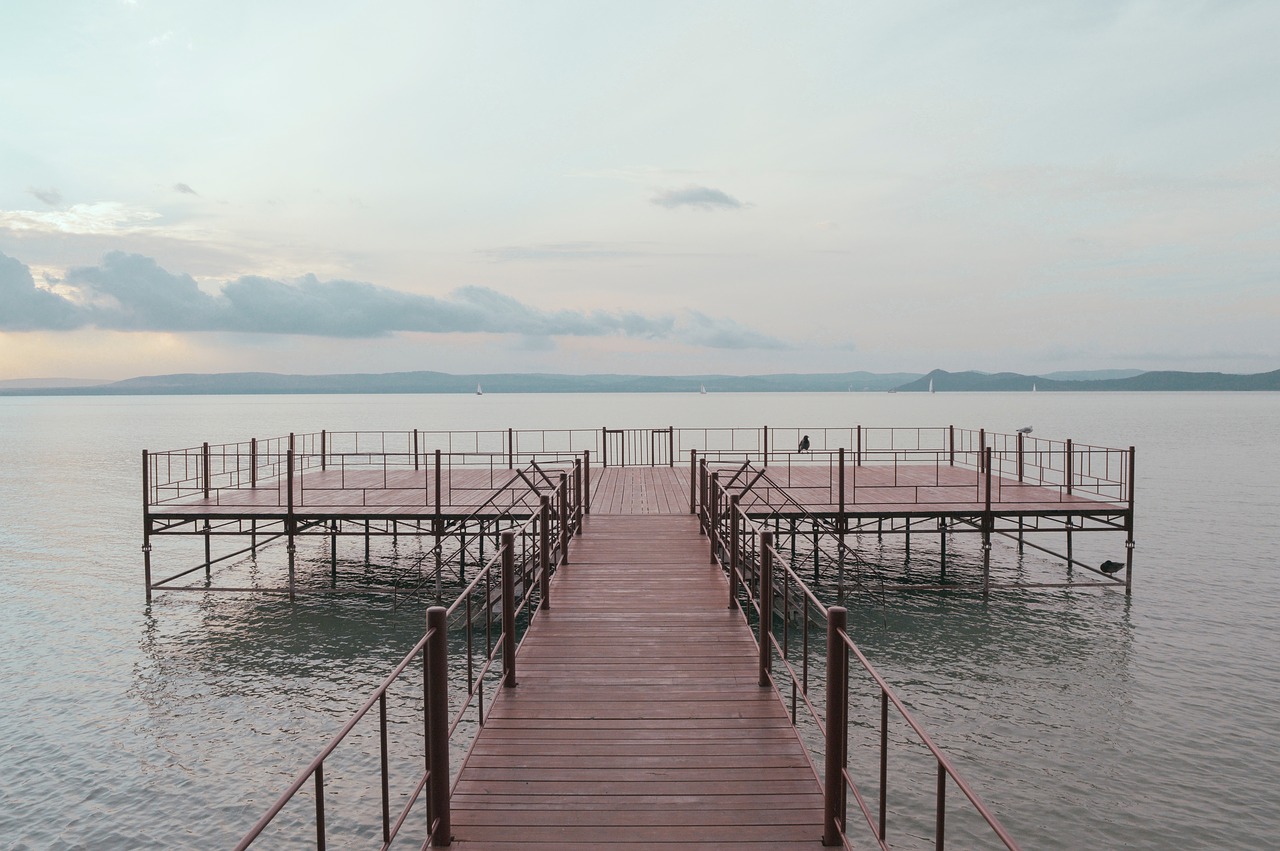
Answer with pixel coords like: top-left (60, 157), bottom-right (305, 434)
top-left (1, 0), bottom-right (1277, 380)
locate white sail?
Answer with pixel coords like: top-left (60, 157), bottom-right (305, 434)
top-left (476, 384), bottom-right (483, 395)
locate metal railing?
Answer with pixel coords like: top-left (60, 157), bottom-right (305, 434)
top-left (705, 468), bottom-right (1022, 850)
top-left (233, 467), bottom-right (580, 849)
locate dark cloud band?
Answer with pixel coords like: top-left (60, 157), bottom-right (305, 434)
top-left (0, 251), bottom-right (787, 350)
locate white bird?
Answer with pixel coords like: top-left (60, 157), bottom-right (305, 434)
top-left (1017, 426), bottom-right (1033, 434)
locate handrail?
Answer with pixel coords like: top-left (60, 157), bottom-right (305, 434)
top-left (714, 475), bottom-right (1021, 850)
top-left (234, 461), bottom-right (580, 849)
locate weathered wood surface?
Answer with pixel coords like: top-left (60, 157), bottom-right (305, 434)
top-left (446, 514), bottom-right (825, 847)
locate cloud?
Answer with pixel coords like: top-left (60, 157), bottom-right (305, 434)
top-left (0, 251), bottom-right (789, 350)
top-left (0, 202), bottom-right (161, 235)
top-left (0, 253), bottom-right (83, 331)
top-left (173, 182), bottom-right (198, 195)
top-left (650, 185), bottom-right (746, 211)
top-left (27, 187), bottom-right (62, 206)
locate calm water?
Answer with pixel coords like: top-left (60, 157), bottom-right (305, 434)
top-left (1, 392), bottom-right (1278, 849)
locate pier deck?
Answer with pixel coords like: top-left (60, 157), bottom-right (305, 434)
top-left (448, 513), bottom-right (825, 848)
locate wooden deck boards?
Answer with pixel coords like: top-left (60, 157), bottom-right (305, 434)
top-left (446, 514), bottom-right (825, 847)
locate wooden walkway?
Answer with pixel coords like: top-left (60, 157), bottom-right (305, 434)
top-left (447, 514), bottom-right (825, 848)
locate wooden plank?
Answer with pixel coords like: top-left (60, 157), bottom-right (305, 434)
top-left (446, 513), bottom-right (825, 848)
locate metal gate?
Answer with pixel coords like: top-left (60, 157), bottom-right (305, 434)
top-left (601, 427), bottom-right (673, 467)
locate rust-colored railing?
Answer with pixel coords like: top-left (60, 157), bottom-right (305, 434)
top-left (705, 471), bottom-right (1022, 850)
top-left (233, 470), bottom-right (578, 849)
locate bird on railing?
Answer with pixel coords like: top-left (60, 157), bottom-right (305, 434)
top-left (1099, 560), bottom-right (1124, 575)
top-left (798, 435), bottom-right (810, 452)
top-left (1017, 426), bottom-right (1033, 434)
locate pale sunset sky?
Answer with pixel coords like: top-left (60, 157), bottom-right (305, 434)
top-left (1, 1), bottom-right (1277, 380)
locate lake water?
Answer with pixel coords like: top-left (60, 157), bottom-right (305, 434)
top-left (1, 392), bottom-right (1278, 849)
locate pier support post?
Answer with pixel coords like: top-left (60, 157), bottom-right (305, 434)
top-left (583, 450), bottom-right (591, 516)
top-left (1125, 446), bottom-right (1136, 595)
top-left (823, 606), bottom-right (849, 846)
top-left (425, 606), bottom-right (451, 846)
top-left (539, 496), bottom-right (552, 609)
top-left (939, 518), bottom-right (947, 582)
top-left (142, 450), bottom-right (152, 602)
top-left (983, 446), bottom-right (993, 598)
top-left (501, 532), bottom-right (517, 687)
top-left (287, 448), bottom-right (296, 601)
top-left (759, 530), bottom-right (774, 687)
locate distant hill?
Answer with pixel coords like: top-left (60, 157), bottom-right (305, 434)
top-left (896, 368), bottom-right (1280, 392)
top-left (1040, 369), bottom-right (1146, 381)
top-left (4, 367), bottom-right (1277, 396)
top-left (0, 370), bottom-right (921, 396)
top-left (0, 377), bottom-right (112, 389)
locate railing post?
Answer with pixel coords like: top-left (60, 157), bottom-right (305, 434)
top-left (709, 472), bottom-right (720, 563)
top-left (689, 450), bottom-right (698, 514)
top-left (698, 459), bottom-right (708, 534)
top-left (1017, 431), bottom-right (1024, 482)
top-left (501, 533), bottom-right (517, 687)
top-left (759, 530), bottom-right (774, 687)
top-left (507, 427), bottom-right (514, 470)
top-left (936, 763), bottom-right (947, 851)
top-left (425, 606), bottom-right (451, 846)
top-left (669, 425), bottom-right (675, 468)
top-left (728, 494), bottom-right (740, 609)
top-left (202, 441), bottom-right (210, 499)
top-left (1065, 439), bottom-right (1074, 495)
top-left (948, 424), bottom-right (954, 466)
top-left (250, 437), bottom-right (258, 487)
top-left (574, 458), bottom-right (583, 536)
top-left (558, 473), bottom-right (569, 564)
top-left (540, 495), bottom-right (552, 609)
top-left (856, 425), bottom-right (862, 466)
top-left (837, 447), bottom-right (846, 534)
top-left (413, 428), bottom-right (420, 471)
top-left (978, 428), bottom-right (985, 471)
top-left (601, 426), bottom-right (608, 467)
top-left (763, 425), bottom-right (769, 467)
top-left (583, 450), bottom-right (591, 515)
top-left (823, 606), bottom-right (849, 846)
top-left (321, 429), bottom-right (327, 471)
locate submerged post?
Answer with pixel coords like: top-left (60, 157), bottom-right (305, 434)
top-left (500, 532), bottom-right (517, 687)
top-left (1125, 446), bottom-right (1137, 595)
top-left (823, 606), bottom-right (849, 846)
top-left (425, 605), bottom-right (451, 846)
top-left (759, 530), bottom-right (774, 686)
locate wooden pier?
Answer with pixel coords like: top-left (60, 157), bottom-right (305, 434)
top-left (449, 514), bottom-right (824, 847)
top-left (218, 426), bottom-right (1107, 849)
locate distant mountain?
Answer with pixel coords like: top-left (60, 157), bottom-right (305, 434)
top-left (1040, 369), bottom-right (1146, 381)
top-left (0, 370), bottom-right (922, 396)
top-left (895, 368), bottom-right (1280, 392)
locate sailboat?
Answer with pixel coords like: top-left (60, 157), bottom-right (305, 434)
top-left (929, 378), bottom-right (934, 394)
top-left (475, 384), bottom-right (483, 395)
top-left (700, 384), bottom-right (707, 395)
top-left (1032, 383), bottom-right (1037, 393)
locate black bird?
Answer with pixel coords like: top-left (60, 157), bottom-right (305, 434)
top-left (1099, 560), bottom-right (1124, 575)
top-left (798, 435), bottom-right (810, 452)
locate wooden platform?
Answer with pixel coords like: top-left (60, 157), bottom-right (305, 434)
top-left (153, 463), bottom-right (1119, 521)
top-left (447, 514), bottom-right (825, 847)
